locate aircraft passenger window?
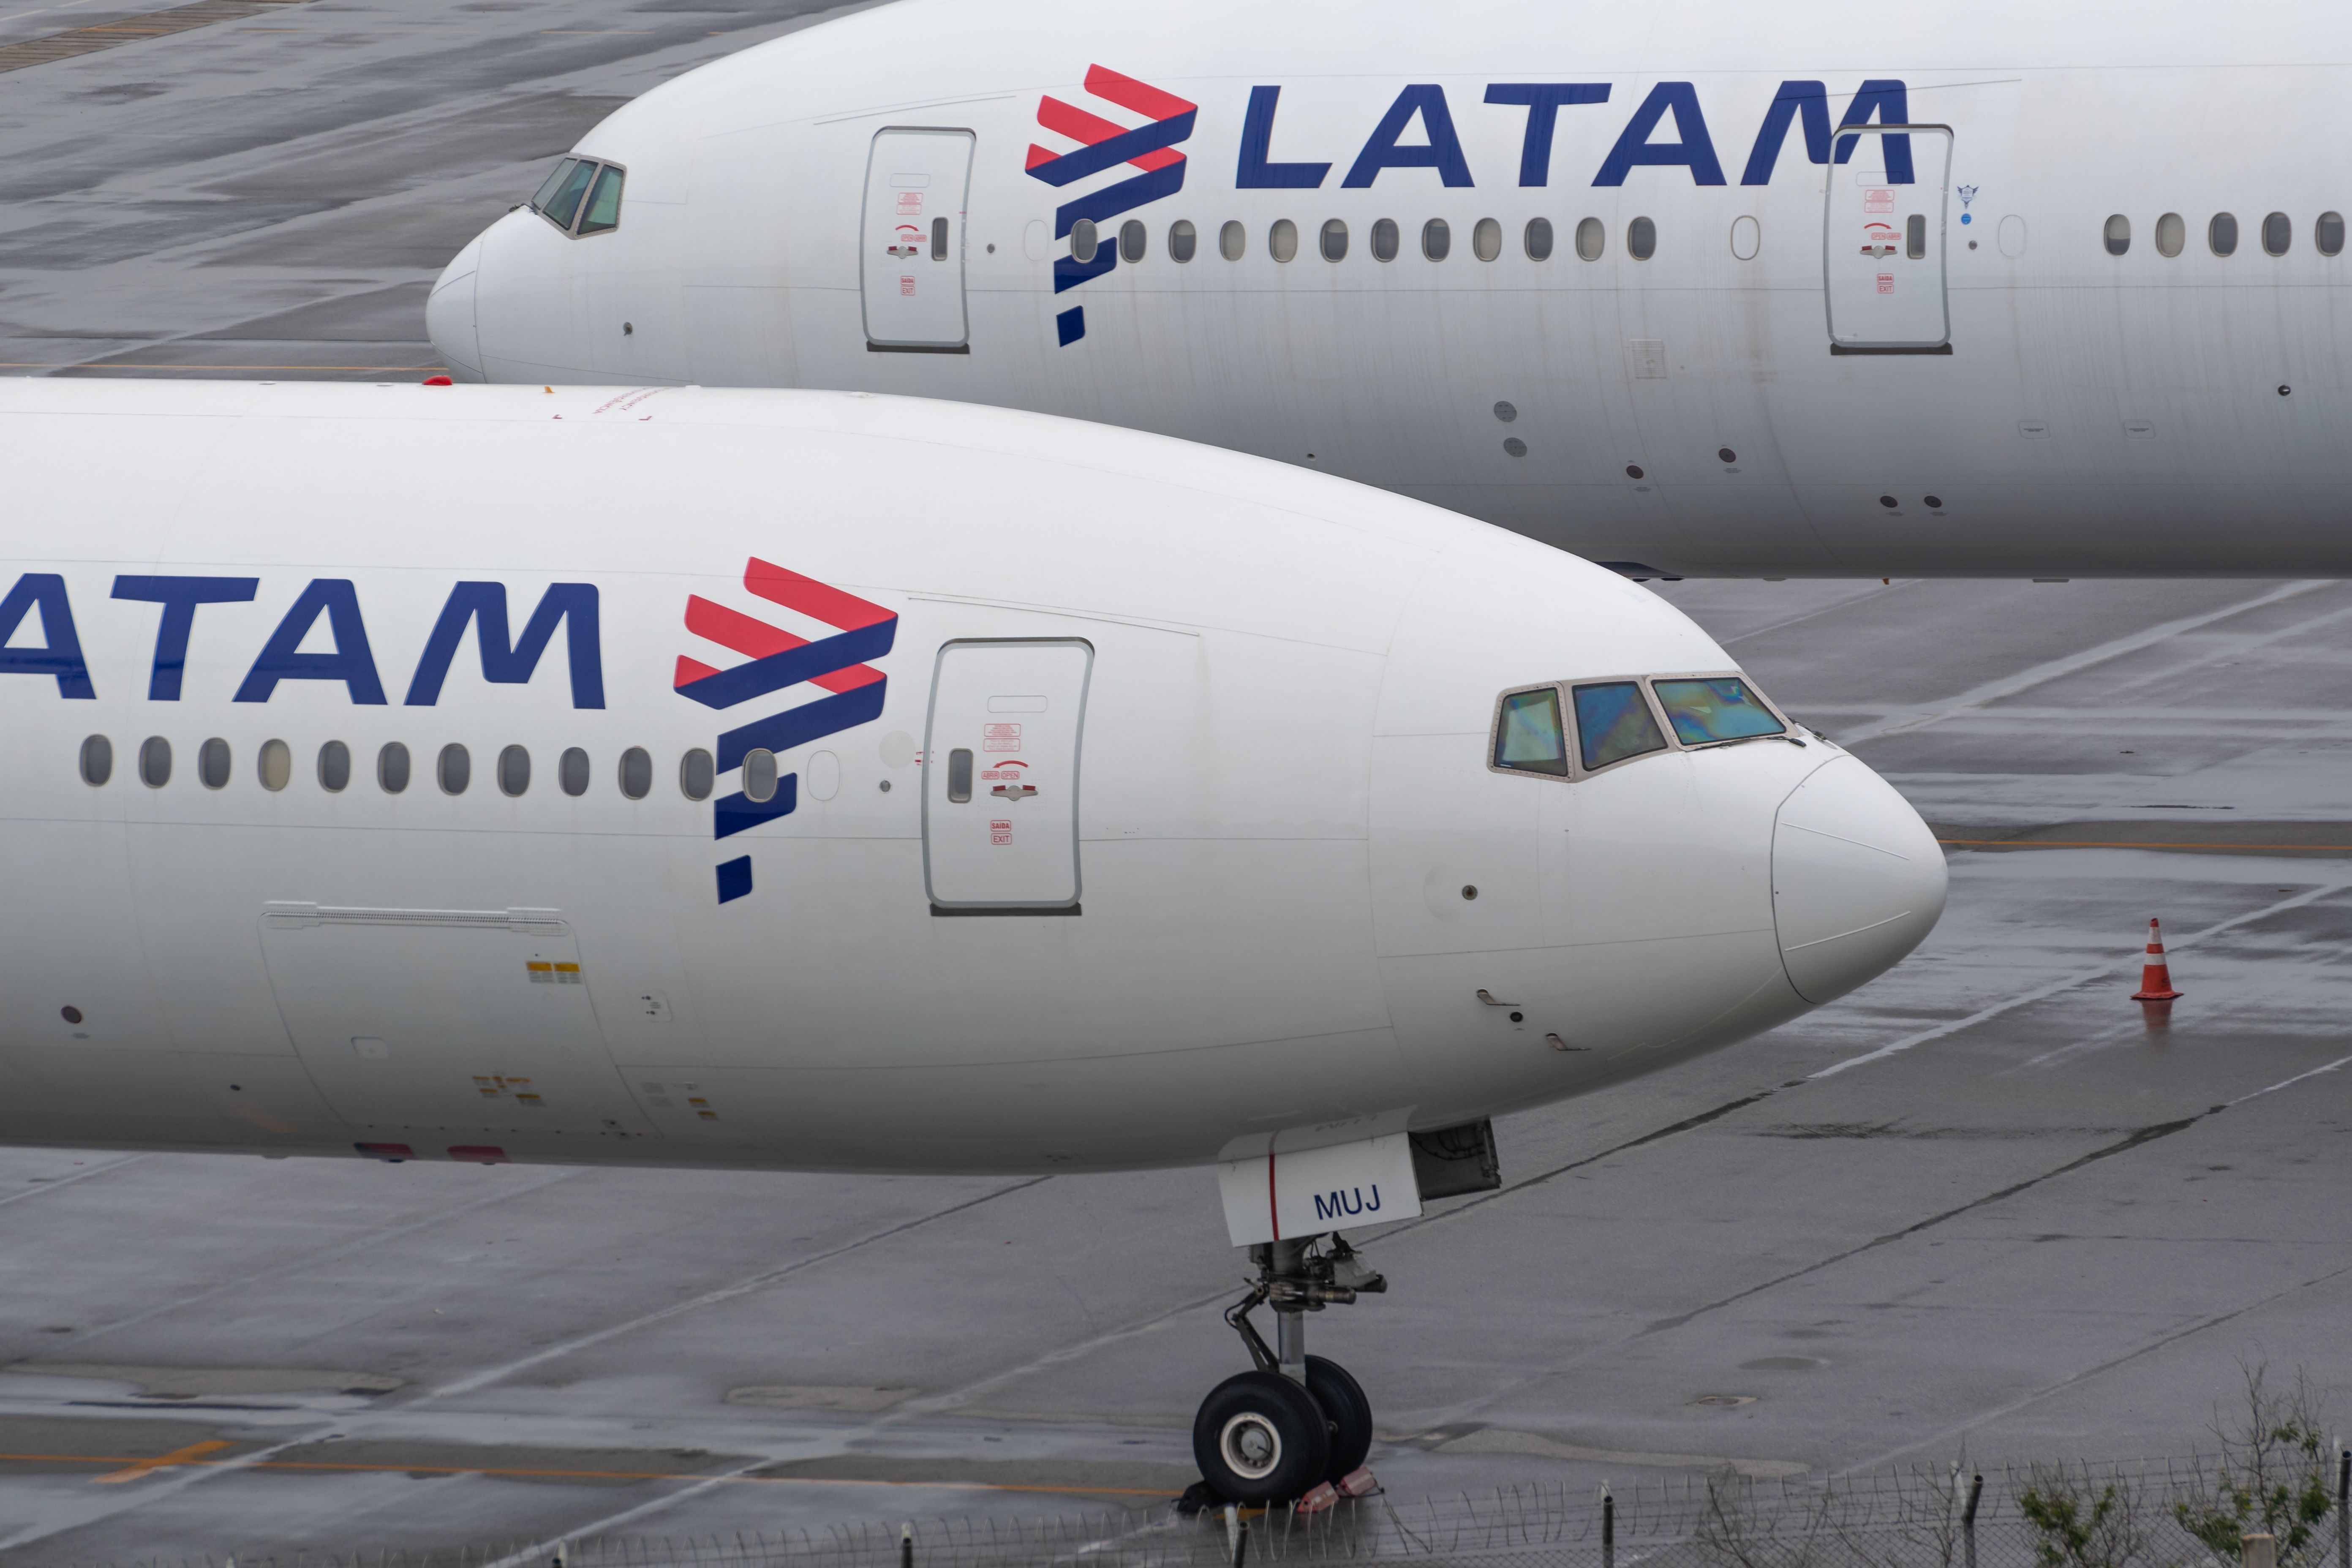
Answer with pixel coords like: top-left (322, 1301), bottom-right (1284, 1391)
top-left (1372, 218), bottom-right (1399, 261)
top-left (198, 737), bottom-right (230, 790)
top-left (439, 743), bottom-right (471, 796)
top-left (1422, 219), bottom-right (1450, 261)
top-left (2263, 212), bottom-right (2292, 256)
top-left (1730, 215), bottom-right (1761, 260)
top-left (1906, 214), bottom-right (1927, 259)
top-left (679, 748), bottom-right (713, 801)
top-left (559, 746), bottom-right (590, 797)
top-left (619, 746), bottom-right (653, 800)
top-left (318, 740), bottom-right (351, 793)
top-left (743, 747), bottom-right (779, 804)
top-left (931, 216), bottom-right (948, 260)
top-left (498, 744), bottom-right (531, 797)
top-left (2103, 215), bottom-right (2130, 256)
top-left (139, 735), bottom-right (171, 789)
top-left (2320, 213), bottom-right (2347, 257)
top-left (946, 747), bottom-right (974, 802)
top-left (1524, 218), bottom-right (1554, 261)
top-left (1269, 219), bottom-right (1298, 262)
top-left (1652, 678), bottom-right (1786, 746)
top-left (537, 159), bottom-right (596, 234)
top-left (1628, 217), bottom-right (1657, 261)
top-left (2210, 213), bottom-right (2238, 256)
top-left (258, 738), bottom-right (290, 792)
top-left (1575, 217), bottom-right (1604, 261)
top-left (1070, 219), bottom-right (1098, 264)
top-left (1472, 218), bottom-right (1502, 262)
top-left (378, 742), bottom-right (410, 794)
top-left (1219, 220), bottom-right (1245, 261)
top-left (576, 165), bottom-right (623, 236)
top-left (1492, 687), bottom-right (1569, 777)
top-left (79, 734), bottom-right (111, 787)
top-left (1119, 219), bottom-right (1146, 263)
top-left (1169, 220), bottom-right (1197, 262)
top-left (1572, 683), bottom-right (1667, 772)
top-left (1321, 219), bottom-right (1348, 261)
top-left (2156, 212), bottom-right (2186, 258)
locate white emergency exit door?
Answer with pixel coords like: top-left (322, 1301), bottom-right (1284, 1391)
top-left (923, 640), bottom-right (1092, 910)
top-left (1824, 124), bottom-right (1953, 351)
top-left (861, 128), bottom-right (974, 351)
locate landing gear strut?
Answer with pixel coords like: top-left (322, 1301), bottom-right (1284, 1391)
top-left (1190, 1234), bottom-right (1384, 1505)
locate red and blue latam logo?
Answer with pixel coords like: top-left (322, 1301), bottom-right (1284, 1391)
top-left (675, 560), bottom-right (896, 904)
top-left (1025, 65), bottom-right (1196, 348)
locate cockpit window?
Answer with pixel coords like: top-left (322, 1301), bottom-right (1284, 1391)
top-left (1652, 677), bottom-right (1786, 745)
top-left (536, 160), bottom-right (595, 231)
top-left (1492, 686), bottom-right (1569, 776)
top-left (529, 158), bottom-right (623, 237)
top-left (1572, 682), bottom-right (1668, 771)
top-left (577, 165), bottom-right (624, 235)
top-left (531, 158), bottom-right (579, 217)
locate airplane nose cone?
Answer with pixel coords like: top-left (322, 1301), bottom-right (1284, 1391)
top-left (1772, 754), bottom-right (1946, 1004)
top-left (426, 236), bottom-right (485, 383)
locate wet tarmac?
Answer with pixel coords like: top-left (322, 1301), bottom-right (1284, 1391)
top-left (0, 5), bottom-right (2349, 1564)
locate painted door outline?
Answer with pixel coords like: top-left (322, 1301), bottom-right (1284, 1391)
top-left (860, 127), bottom-right (975, 351)
top-left (1823, 123), bottom-right (1953, 352)
top-left (920, 639), bottom-right (1093, 910)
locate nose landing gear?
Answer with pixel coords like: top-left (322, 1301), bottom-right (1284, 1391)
top-left (1190, 1234), bottom-right (1383, 1505)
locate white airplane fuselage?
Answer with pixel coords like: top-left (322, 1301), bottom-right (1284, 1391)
top-left (0, 381), bottom-right (1940, 1179)
top-left (434, 0), bottom-right (2352, 577)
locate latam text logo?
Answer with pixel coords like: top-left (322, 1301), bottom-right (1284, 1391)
top-left (1028, 75), bottom-right (1916, 348)
top-left (0, 572), bottom-right (602, 708)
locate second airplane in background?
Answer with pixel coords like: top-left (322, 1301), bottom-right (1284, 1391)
top-left (431, 0), bottom-right (2352, 579)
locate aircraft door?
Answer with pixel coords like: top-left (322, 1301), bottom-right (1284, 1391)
top-left (861, 128), bottom-right (974, 351)
top-left (1824, 125), bottom-right (1953, 351)
top-left (260, 904), bottom-right (652, 1143)
top-left (923, 640), bottom-right (1092, 910)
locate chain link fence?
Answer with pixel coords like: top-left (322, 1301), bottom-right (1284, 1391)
top-left (63, 1449), bottom-right (2352, 1568)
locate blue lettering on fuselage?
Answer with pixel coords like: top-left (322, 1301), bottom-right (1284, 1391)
top-left (1224, 78), bottom-right (1912, 191)
top-left (0, 571), bottom-right (607, 708)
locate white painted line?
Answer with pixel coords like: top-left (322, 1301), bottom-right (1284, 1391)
top-left (1810, 879), bottom-right (2352, 1079)
top-left (1832, 580), bottom-right (2334, 746)
top-left (2228, 1052), bottom-right (2352, 1107)
top-left (0, 1154), bottom-right (143, 1209)
top-left (427, 1178), bottom-right (1046, 1400)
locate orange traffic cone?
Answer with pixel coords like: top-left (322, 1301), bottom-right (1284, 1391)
top-left (2131, 917), bottom-right (2183, 1001)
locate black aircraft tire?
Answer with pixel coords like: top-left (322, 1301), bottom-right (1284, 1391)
top-left (1192, 1370), bottom-right (1331, 1505)
top-left (1304, 1355), bottom-right (1372, 1481)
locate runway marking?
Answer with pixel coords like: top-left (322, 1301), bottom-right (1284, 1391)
top-left (1807, 880), bottom-right (2349, 1079)
top-left (0, 1154), bottom-right (144, 1209)
top-left (88, 1438), bottom-right (233, 1484)
top-left (39, 1165), bottom-right (583, 1357)
top-left (1717, 580), bottom-right (1913, 648)
top-left (1851, 1255), bottom-right (2352, 1473)
top-left (0, 363), bottom-right (443, 373)
top-left (1829, 580), bottom-right (2335, 746)
top-left (425, 1177), bottom-right (1051, 1400)
top-left (0, 0), bottom-right (314, 74)
top-left (2227, 1051), bottom-right (2352, 1105)
top-left (0, 0), bottom-right (101, 29)
top-left (1940, 838), bottom-right (2352, 852)
top-left (0, 1450), bottom-right (1171, 1495)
